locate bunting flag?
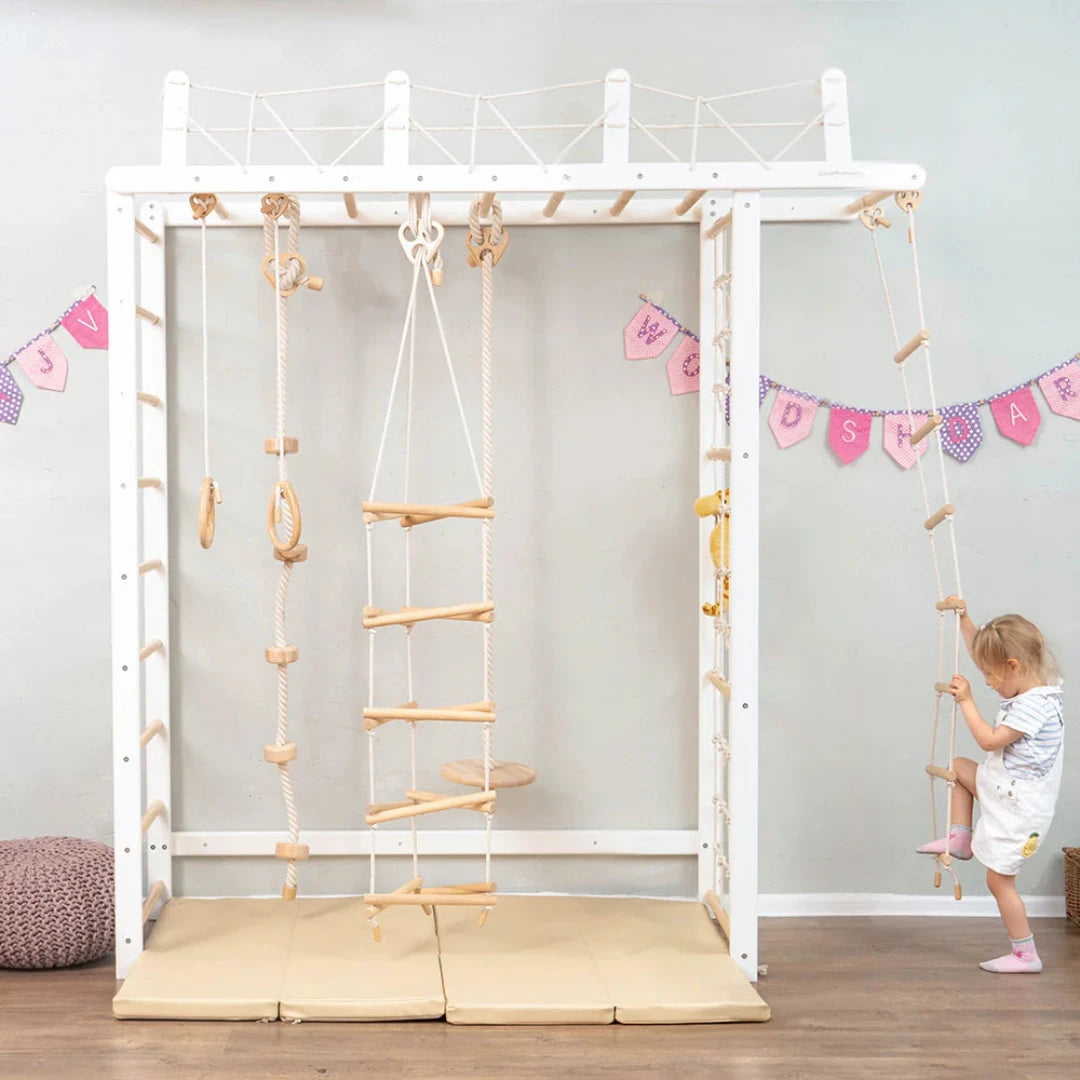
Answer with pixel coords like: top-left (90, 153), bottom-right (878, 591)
top-left (939, 403), bottom-right (983, 462)
top-left (60, 293), bottom-right (109, 349)
top-left (624, 301), bottom-right (679, 360)
top-left (1038, 361), bottom-right (1080, 419)
top-left (883, 413), bottom-right (929, 470)
top-left (768, 388), bottom-right (817, 448)
top-left (13, 334), bottom-right (68, 392)
top-left (990, 386), bottom-right (1041, 445)
top-left (0, 365), bottom-right (24, 425)
top-left (828, 406), bottom-right (873, 465)
top-left (666, 333), bottom-right (700, 395)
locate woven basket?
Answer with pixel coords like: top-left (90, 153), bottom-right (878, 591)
top-left (1066, 847), bottom-right (1080, 928)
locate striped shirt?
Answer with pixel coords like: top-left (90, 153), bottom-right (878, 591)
top-left (999, 685), bottom-right (1064, 779)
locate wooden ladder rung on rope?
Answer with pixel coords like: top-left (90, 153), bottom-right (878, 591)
top-left (935, 597), bottom-right (966, 611)
top-left (924, 504), bottom-right (954, 530)
top-left (361, 602), bottom-right (494, 629)
top-left (706, 670), bottom-right (731, 697)
top-left (365, 789), bottom-right (497, 825)
top-left (362, 497), bottom-right (494, 526)
top-left (364, 891), bottom-right (496, 908)
top-left (910, 413), bottom-right (942, 447)
top-left (925, 764), bottom-right (957, 782)
top-left (362, 701), bottom-right (495, 730)
top-left (893, 328), bottom-right (930, 364)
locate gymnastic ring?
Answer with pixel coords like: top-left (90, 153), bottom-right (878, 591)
top-left (267, 480), bottom-right (302, 553)
top-left (198, 476), bottom-right (219, 550)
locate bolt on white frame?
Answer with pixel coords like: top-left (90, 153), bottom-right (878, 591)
top-left (107, 67), bottom-right (925, 980)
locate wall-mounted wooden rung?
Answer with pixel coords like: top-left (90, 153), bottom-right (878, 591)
top-left (142, 880), bottom-right (166, 923)
top-left (706, 446), bottom-right (732, 461)
top-left (140, 799), bottom-right (165, 835)
top-left (706, 211), bottom-right (733, 239)
top-left (675, 189), bottom-right (707, 216)
top-left (706, 670), bottom-right (731, 698)
top-left (363, 891), bottom-right (495, 908)
top-left (362, 602), bottom-right (494, 630)
top-left (542, 191), bottom-right (565, 218)
top-left (936, 597), bottom-right (966, 612)
top-left (910, 413), bottom-right (942, 446)
top-left (362, 499), bottom-right (494, 526)
top-left (924, 504), bottom-right (954, 531)
top-left (609, 190), bottom-right (636, 216)
top-left (843, 190), bottom-right (893, 215)
top-left (136, 305), bottom-right (161, 325)
top-left (139, 639), bottom-right (164, 662)
top-left (363, 703), bottom-right (495, 730)
top-left (926, 764), bottom-right (957, 782)
top-left (704, 889), bottom-right (731, 940)
top-left (138, 477), bottom-right (163, 489)
top-left (265, 436), bottom-right (300, 455)
top-left (893, 329), bottom-right (930, 364)
top-left (365, 790), bottom-right (496, 826)
top-left (135, 220), bottom-right (160, 244)
top-left (138, 559), bottom-right (163, 574)
top-left (136, 392), bottom-right (162, 407)
top-left (140, 719), bottom-right (165, 749)
top-left (343, 192), bottom-right (359, 219)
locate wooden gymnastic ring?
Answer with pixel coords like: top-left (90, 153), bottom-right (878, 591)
top-left (267, 480), bottom-right (302, 552)
top-left (198, 476), bottom-right (219, 549)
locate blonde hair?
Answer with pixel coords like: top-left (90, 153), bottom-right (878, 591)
top-left (972, 614), bottom-right (1059, 684)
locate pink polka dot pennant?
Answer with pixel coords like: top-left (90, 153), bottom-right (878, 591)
top-left (0, 364), bottom-right (24, 425)
top-left (13, 333), bottom-right (68, 392)
top-left (990, 386), bottom-right (1041, 445)
top-left (883, 412), bottom-right (928, 469)
top-left (1038, 360), bottom-right (1080, 420)
top-left (624, 301), bottom-right (679, 360)
top-left (768, 388), bottom-right (818, 449)
top-left (666, 334), bottom-right (700, 395)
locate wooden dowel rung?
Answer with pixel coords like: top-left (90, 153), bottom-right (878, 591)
top-left (367, 800), bottom-right (417, 814)
top-left (343, 192), bottom-right (359, 219)
top-left (420, 882), bottom-right (497, 895)
top-left (936, 597), bottom-right (966, 611)
top-left (675, 189), bottom-right (707, 216)
top-left (140, 719), bottom-right (165, 749)
top-left (138, 559), bottom-right (163, 574)
top-left (926, 764), bottom-right (957, 782)
top-left (362, 500), bottom-right (494, 520)
top-left (478, 192), bottom-right (496, 216)
top-left (893, 329), bottom-right (930, 364)
top-left (366, 790), bottom-right (496, 825)
top-left (706, 670), bottom-right (731, 698)
top-left (934, 682), bottom-right (953, 694)
top-left (142, 880), bottom-right (166, 923)
top-left (138, 477), bottom-right (163, 489)
top-left (843, 190), bottom-right (893, 215)
top-left (365, 876), bottom-right (424, 919)
top-left (362, 602), bottom-right (494, 629)
top-left (212, 198), bottom-right (228, 219)
top-left (706, 211), bottom-right (732, 239)
top-left (405, 789), bottom-right (492, 813)
top-left (393, 496), bottom-right (493, 526)
top-left (135, 220), bottom-right (160, 244)
top-left (139, 639), bottom-right (164, 662)
top-left (542, 192), bottom-right (565, 218)
top-left (140, 799), bottom-right (165, 835)
top-left (135, 305), bottom-right (161, 325)
top-left (136, 392), bottom-right (162, 407)
top-left (363, 892), bottom-right (496, 907)
top-left (910, 413), bottom-right (942, 447)
top-left (609, 190), bottom-right (636, 216)
top-left (363, 706), bottom-right (495, 726)
top-left (704, 890), bottom-right (730, 939)
top-left (924, 504), bottom-right (955, 531)
top-left (706, 446), bottom-right (732, 461)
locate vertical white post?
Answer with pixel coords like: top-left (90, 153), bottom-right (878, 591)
top-left (727, 192), bottom-right (761, 982)
top-left (161, 71), bottom-right (191, 167)
top-left (108, 192), bottom-right (145, 978)
top-left (139, 201), bottom-right (172, 913)
top-left (819, 68), bottom-right (852, 165)
top-left (384, 71), bottom-right (410, 167)
top-left (603, 69), bottom-right (630, 166)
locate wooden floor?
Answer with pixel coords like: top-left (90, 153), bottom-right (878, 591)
top-left (1, 917), bottom-right (1077, 1079)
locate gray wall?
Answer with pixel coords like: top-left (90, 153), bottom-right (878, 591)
top-left (1, 0), bottom-right (1076, 901)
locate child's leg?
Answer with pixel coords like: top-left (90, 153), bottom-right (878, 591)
top-left (981, 869), bottom-right (1041, 973)
top-left (916, 757), bottom-right (977, 857)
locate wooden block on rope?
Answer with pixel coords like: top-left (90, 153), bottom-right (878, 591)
top-left (275, 842), bottom-right (310, 861)
top-left (273, 543), bottom-right (308, 564)
top-left (365, 790), bottom-right (496, 826)
top-left (265, 645), bottom-right (299, 664)
top-left (264, 742), bottom-right (298, 764)
top-left (264, 436), bottom-right (300, 455)
top-left (361, 602), bottom-right (494, 630)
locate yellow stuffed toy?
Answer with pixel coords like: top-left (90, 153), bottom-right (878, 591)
top-left (694, 489), bottom-right (730, 614)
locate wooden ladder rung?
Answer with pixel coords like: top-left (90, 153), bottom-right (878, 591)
top-left (419, 882), bottom-right (497, 895)
top-left (936, 597), bottom-right (966, 612)
top-left (140, 719), bottom-right (165, 749)
top-left (361, 602), bottom-right (494, 629)
top-left (706, 211), bottom-right (733, 239)
top-left (706, 670), bottom-right (731, 698)
top-left (365, 790), bottom-right (496, 826)
top-left (704, 889), bottom-right (730, 939)
top-left (138, 559), bottom-right (163, 574)
top-left (893, 329), bottom-right (930, 364)
top-left (139, 639), bottom-right (164, 662)
top-left (363, 703), bottom-right (494, 729)
top-left (142, 880), bottom-right (167, 923)
top-left (135, 220), bottom-right (160, 244)
top-left (138, 477), bottom-right (163, 490)
top-left (140, 799), bottom-right (165, 835)
top-left (926, 764), bottom-right (957, 782)
top-left (136, 305), bottom-right (161, 325)
top-left (924, 504), bottom-right (954, 531)
top-left (843, 190), bottom-right (893, 215)
top-left (706, 446), bottom-right (732, 461)
top-left (136, 392), bottom-right (162, 407)
top-left (910, 413), bottom-right (942, 447)
top-left (363, 891), bottom-right (495, 908)
top-left (675, 189), bottom-right (707, 216)
top-left (362, 498), bottom-right (494, 526)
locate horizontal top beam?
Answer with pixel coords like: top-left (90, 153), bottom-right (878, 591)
top-left (106, 161), bottom-right (925, 197)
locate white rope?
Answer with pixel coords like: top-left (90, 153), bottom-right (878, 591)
top-left (199, 218), bottom-right (210, 479)
top-left (629, 117), bottom-right (682, 162)
top-left (244, 92), bottom-right (258, 169)
top-left (702, 101), bottom-right (771, 167)
top-left (409, 118), bottom-right (463, 165)
top-left (484, 99), bottom-right (546, 167)
top-left (690, 97), bottom-right (703, 170)
top-left (469, 94), bottom-right (481, 172)
top-left (486, 79), bottom-right (604, 100)
top-left (549, 106), bottom-right (614, 168)
top-left (186, 113), bottom-right (244, 168)
top-left (705, 78), bottom-right (819, 102)
top-left (259, 96), bottom-right (321, 168)
top-left (328, 105), bottom-right (395, 167)
top-left (769, 108), bottom-right (826, 162)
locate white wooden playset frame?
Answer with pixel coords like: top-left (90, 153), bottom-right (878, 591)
top-left (107, 68), bottom-right (925, 981)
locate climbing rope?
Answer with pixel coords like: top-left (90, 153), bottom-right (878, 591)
top-left (863, 193), bottom-right (964, 899)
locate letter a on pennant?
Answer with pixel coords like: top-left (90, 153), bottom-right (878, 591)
top-left (666, 335), bottom-right (700, 395)
top-left (1038, 360), bottom-right (1080, 420)
top-left (624, 302), bottom-right (679, 360)
top-left (989, 386), bottom-right (1040, 445)
top-left (13, 333), bottom-right (68, 392)
top-left (61, 293), bottom-right (109, 349)
top-left (827, 407), bottom-right (872, 465)
top-left (768, 389), bottom-right (817, 449)
top-left (883, 412), bottom-right (928, 469)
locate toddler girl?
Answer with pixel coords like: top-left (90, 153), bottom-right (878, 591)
top-left (917, 600), bottom-right (1064, 973)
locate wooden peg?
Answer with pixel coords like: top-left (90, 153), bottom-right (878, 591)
top-left (542, 192), bottom-right (565, 218)
top-left (910, 413), bottom-right (942, 446)
top-left (609, 190), bottom-right (636, 216)
top-left (894, 329), bottom-right (930, 364)
top-left (139, 639), bottom-right (164, 662)
top-left (141, 799), bottom-right (165, 835)
top-left (198, 476), bottom-right (219, 550)
top-left (704, 889), bottom-right (731, 939)
top-left (273, 543), bottom-right (308, 564)
top-left (265, 437), bottom-right (300, 455)
top-left (843, 190), bottom-right (893, 215)
top-left (706, 447), bottom-right (732, 461)
top-left (361, 500), bottom-right (494, 522)
top-left (343, 193), bottom-right (359, 219)
top-left (479, 192), bottom-right (496, 216)
top-left (267, 480), bottom-right (302, 552)
top-left (140, 719), bottom-right (165, 749)
top-left (706, 211), bottom-right (732, 239)
top-left (936, 597), bottom-right (966, 611)
top-left (136, 305), bottom-right (161, 325)
top-left (420, 882), bottom-right (497, 895)
top-left (142, 880), bottom-right (166, 923)
top-left (264, 742), bottom-right (298, 764)
top-left (954, 881), bottom-right (962, 901)
top-left (138, 559), bottom-right (163, 574)
top-left (925, 764), bottom-right (958, 782)
top-left (136, 392), bottom-right (162, 407)
top-left (275, 842), bottom-right (310, 861)
top-left (675, 189), bottom-right (707, 216)
top-left (924, 504), bottom-right (954, 531)
top-left (933, 871), bottom-right (942, 888)
top-left (363, 706), bottom-right (495, 728)
top-left (265, 645), bottom-right (299, 664)
top-left (477, 907), bottom-right (491, 928)
top-left (135, 220), bottom-right (160, 244)
top-left (138, 477), bottom-right (163, 489)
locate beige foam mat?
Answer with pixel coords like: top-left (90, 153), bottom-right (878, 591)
top-left (113, 898), bottom-right (296, 1020)
top-left (437, 895), bottom-right (615, 1025)
top-left (279, 898), bottom-right (444, 1021)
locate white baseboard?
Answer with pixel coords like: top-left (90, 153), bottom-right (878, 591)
top-left (759, 893), bottom-right (1067, 918)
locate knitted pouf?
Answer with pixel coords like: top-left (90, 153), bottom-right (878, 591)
top-left (0, 837), bottom-right (114, 969)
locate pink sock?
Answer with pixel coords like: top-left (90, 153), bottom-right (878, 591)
top-left (979, 935), bottom-right (1042, 973)
top-left (916, 825), bottom-right (973, 860)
